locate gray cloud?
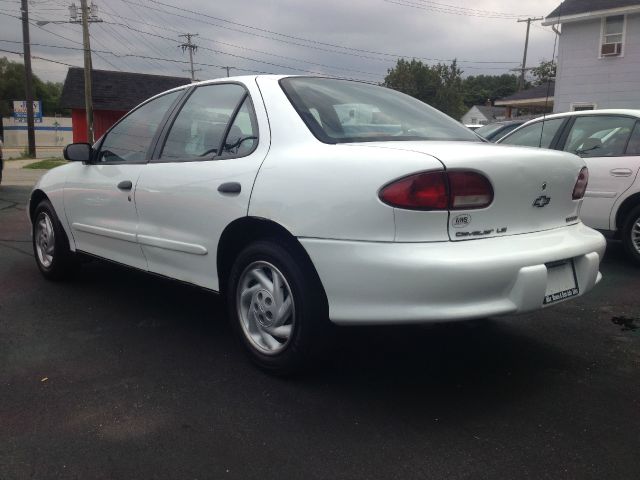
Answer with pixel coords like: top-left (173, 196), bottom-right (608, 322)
top-left (0, 0), bottom-right (561, 83)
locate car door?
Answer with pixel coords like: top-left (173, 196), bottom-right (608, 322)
top-left (559, 115), bottom-right (639, 230)
top-left (134, 80), bottom-right (270, 290)
top-left (63, 90), bottom-right (184, 269)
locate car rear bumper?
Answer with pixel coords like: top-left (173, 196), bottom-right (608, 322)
top-left (300, 223), bottom-right (606, 325)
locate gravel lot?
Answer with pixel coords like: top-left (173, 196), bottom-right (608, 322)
top-left (1, 184), bottom-right (639, 479)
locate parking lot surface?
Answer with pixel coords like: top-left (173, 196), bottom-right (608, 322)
top-left (1, 185), bottom-right (639, 479)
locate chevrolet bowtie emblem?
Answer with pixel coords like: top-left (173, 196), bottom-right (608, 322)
top-left (533, 195), bottom-right (551, 208)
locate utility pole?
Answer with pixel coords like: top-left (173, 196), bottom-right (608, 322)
top-left (21, 0), bottom-right (36, 157)
top-left (517, 17), bottom-right (544, 91)
top-left (80, 0), bottom-right (94, 143)
top-left (179, 33), bottom-right (199, 81)
top-left (222, 66), bottom-right (234, 77)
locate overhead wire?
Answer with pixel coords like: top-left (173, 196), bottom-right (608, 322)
top-left (125, 0), bottom-right (520, 66)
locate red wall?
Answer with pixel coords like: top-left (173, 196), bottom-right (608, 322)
top-left (72, 108), bottom-right (127, 143)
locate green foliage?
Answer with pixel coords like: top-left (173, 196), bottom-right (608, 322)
top-left (383, 58), bottom-right (524, 120)
top-left (461, 74), bottom-right (519, 108)
top-left (531, 59), bottom-right (556, 86)
top-left (23, 158), bottom-right (67, 169)
top-left (0, 57), bottom-right (64, 117)
top-left (383, 58), bottom-right (466, 119)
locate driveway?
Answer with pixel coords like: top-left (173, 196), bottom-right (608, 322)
top-left (2, 160), bottom-right (48, 186)
top-left (0, 185), bottom-right (639, 479)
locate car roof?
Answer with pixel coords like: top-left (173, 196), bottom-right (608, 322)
top-left (523, 109), bottom-right (640, 124)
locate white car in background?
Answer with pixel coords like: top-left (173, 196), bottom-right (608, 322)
top-left (498, 110), bottom-right (640, 264)
top-left (29, 76), bottom-right (605, 374)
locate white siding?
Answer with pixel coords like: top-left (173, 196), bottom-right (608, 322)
top-left (461, 106), bottom-right (488, 125)
top-left (554, 13), bottom-right (640, 112)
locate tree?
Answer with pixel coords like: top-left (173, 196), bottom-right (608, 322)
top-left (461, 74), bottom-right (519, 108)
top-left (0, 57), bottom-right (64, 117)
top-left (383, 58), bottom-right (466, 119)
top-left (531, 59), bottom-right (556, 86)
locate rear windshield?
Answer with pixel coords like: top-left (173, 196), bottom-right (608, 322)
top-left (280, 77), bottom-right (480, 144)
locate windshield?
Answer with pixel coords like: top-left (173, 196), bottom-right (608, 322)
top-left (280, 77), bottom-right (480, 144)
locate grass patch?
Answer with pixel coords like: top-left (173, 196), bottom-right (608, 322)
top-left (23, 158), bottom-right (68, 170)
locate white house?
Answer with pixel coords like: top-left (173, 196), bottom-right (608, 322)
top-left (460, 105), bottom-right (506, 125)
top-left (543, 0), bottom-right (640, 112)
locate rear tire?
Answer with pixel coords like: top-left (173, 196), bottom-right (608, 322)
top-left (622, 204), bottom-right (640, 266)
top-left (227, 239), bottom-right (330, 375)
top-left (32, 199), bottom-right (77, 280)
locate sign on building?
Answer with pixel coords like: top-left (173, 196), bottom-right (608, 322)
top-left (13, 100), bottom-right (43, 123)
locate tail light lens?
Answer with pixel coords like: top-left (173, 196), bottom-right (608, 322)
top-left (448, 171), bottom-right (494, 209)
top-left (379, 170), bottom-right (493, 210)
top-left (378, 171), bottom-right (448, 210)
top-left (572, 167), bottom-right (589, 200)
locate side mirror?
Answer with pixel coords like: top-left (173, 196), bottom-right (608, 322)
top-left (63, 143), bottom-right (92, 162)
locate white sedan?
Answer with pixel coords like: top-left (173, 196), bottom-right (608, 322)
top-left (498, 109), bottom-right (640, 264)
top-left (30, 76), bottom-right (606, 373)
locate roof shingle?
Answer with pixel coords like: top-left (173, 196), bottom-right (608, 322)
top-left (497, 82), bottom-right (555, 102)
top-left (546, 0), bottom-right (640, 20)
top-left (60, 68), bottom-right (191, 111)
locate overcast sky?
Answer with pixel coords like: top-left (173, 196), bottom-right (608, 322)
top-left (0, 0), bottom-right (562, 84)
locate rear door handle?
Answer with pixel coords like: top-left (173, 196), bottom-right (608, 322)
top-left (218, 182), bottom-right (241, 194)
top-left (117, 180), bottom-right (133, 191)
top-left (610, 168), bottom-right (633, 177)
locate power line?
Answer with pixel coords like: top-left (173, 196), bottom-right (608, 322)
top-left (98, 10), bottom-right (386, 77)
top-left (0, 46), bottom-right (80, 67)
top-left (383, 0), bottom-right (531, 19)
top-left (124, 0), bottom-right (519, 66)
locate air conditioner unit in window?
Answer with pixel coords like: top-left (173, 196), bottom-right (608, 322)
top-left (601, 42), bottom-right (622, 56)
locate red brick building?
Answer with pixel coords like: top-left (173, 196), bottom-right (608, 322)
top-left (60, 68), bottom-right (190, 143)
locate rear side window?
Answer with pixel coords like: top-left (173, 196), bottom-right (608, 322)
top-left (563, 115), bottom-right (635, 157)
top-left (626, 122), bottom-right (640, 155)
top-left (160, 84), bottom-right (248, 160)
top-left (280, 77), bottom-right (479, 144)
top-left (499, 118), bottom-right (564, 148)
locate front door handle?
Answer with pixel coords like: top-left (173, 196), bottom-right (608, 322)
top-left (610, 168), bottom-right (633, 177)
top-left (218, 182), bottom-right (241, 194)
top-left (117, 180), bottom-right (133, 191)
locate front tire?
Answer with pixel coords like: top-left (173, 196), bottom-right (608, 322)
top-left (32, 199), bottom-right (76, 280)
top-left (227, 239), bottom-right (329, 375)
top-left (622, 205), bottom-right (640, 266)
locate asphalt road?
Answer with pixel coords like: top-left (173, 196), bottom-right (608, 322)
top-left (1, 185), bottom-right (639, 480)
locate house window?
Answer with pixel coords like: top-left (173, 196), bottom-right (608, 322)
top-left (601, 15), bottom-right (625, 57)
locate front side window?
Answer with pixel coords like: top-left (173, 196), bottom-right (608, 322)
top-left (601, 15), bottom-right (625, 56)
top-left (97, 90), bottom-right (182, 163)
top-left (280, 77), bottom-right (479, 144)
top-left (563, 116), bottom-right (635, 157)
top-left (161, 84), bottom-right (247, 160)
top-left (499, 118), bottom-right (565, 148)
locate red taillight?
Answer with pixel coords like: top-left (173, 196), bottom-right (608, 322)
top-left (379, 170), bottom-right (493, 210)
top-left (572, 167), bottom-right (589, 200)
top-left (379, 172), bottom-right (448, 210)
